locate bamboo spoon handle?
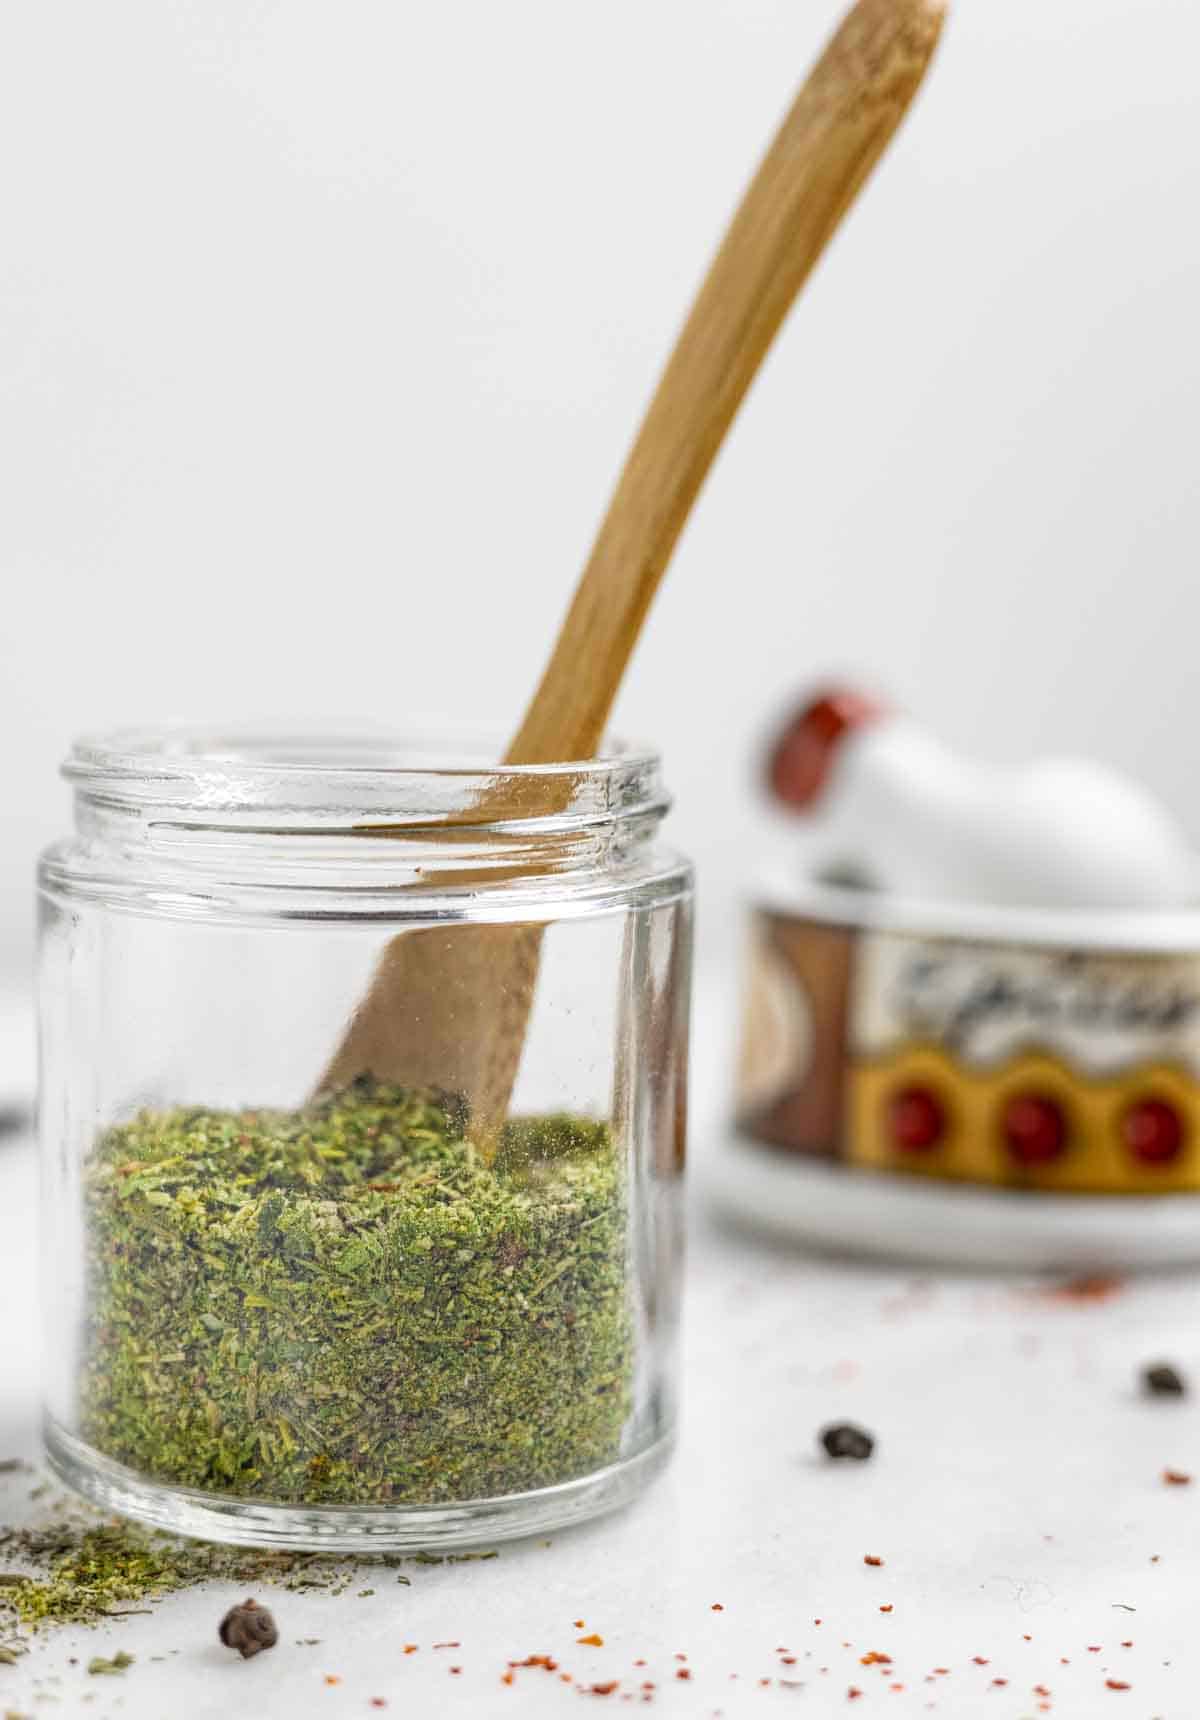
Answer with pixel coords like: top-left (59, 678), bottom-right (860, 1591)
top-left (506, 0), bottom-right (947, 767)
top-left (319, 0), bottom-right (947, 1133)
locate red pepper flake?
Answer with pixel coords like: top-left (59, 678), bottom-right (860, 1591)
top-left (1041, 1273), bottom-right (1124, 1303)
top-left (574, 1620), bottom-right (586, 1629)
top-left (991, 1677), bottom-right (1008, 1687)
top-left (511, 1656), bottom-right (559, 1672)
top-left (591, 1681), bottom-right (619, 1697)
top-left (972, 1657), bottom-right (989, 1665)
top-left (712, 1603), bottom-right (724, 1612)
top-left (1106, 1679), bottom-right (1131, 1691)
top-left (433, 1642), bottom-right (460, 1650)
top-left (578, 1634), bottom-right (605, 1648)
top-left (879, 1605), bottom-right (894, 1614)
top-left (1121, 1640), bottom-right (1133, 1648)
top-left (324, 1675), bottom-right (341, 1686)
top-left (1163, 1468), bottom-right (1192, 1485)
top-left (449, 1667), bottom-right (462, 1676)
top-left (890, 1684), bottom-right (904, 1693)
top-left (848, 1689), bottom-right (863, 1701)
top-left (861, 1653), bottom-right (892, 1666)
top-left (864, 1556), bottom-right (884, 1567)
top-left (1087, 1646), bottom-right (1102, 1653)
top-left (781, 1656), bottom-right (797, 1666)
top-left (1034, 1687), bottom-right (1050, 1698)
top-left (403, 1644), bottom-right (418, 1654)
top-left (1023, 1635), bottom-right (1032, 1642)
top-left (674, 1653), bottom-right (687, 1662)
top-left (814, 1619), bottom-right (823, 1626)
top-left (501, 1672), bottom-right (514, 1687)
top-left (634, 1660), bottom-right (646, 1668)
top-left (759, 1678), bottom-right (772, 1687)
top-left (1151, 1554), bottom-right (1161, 1563)
top-left (933, 1668), bottom-right (950, 1676)
top-left (676, 1668), bottom-right (691, 1681)
top-left (641, 1683), bottom-right (655, 1692)
top-left (1060, 1658), bottom-right (1070, 1665)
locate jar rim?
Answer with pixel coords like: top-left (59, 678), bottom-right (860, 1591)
top-left (62, 721), bottom-right (666, 829)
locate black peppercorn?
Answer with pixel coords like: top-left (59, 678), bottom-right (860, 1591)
top-left (219, 1598), bottom-right (279, 1659)
top-left (1143, 1362), bottom-right (1187, 1398)
top-left (820, 1422), bottom-right (875, 1461)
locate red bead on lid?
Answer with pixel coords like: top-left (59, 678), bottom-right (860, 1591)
top-left (1003, 1094), bottom-right (1068, 1166)
top-left (1123, 1098), bottom-right (1185, 1166)
top-left (886, 1086), bottom-right (947, 1153)
top-left (766, 687), bottom-right (885, 810)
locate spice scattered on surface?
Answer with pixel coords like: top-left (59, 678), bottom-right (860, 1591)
top-left (864, 1556), bottom-right (884, 1567)
top-left (0, 1511), bottom-right (400, 1634)
top-left (218, 1598), bottom-right (278, 1660)
top-left (1105, 1679), bottom-right (1131, 1690)
top-left (861, 1652), bottom-right (891, 1666)
top-left (79, 1082), bottom-right (630, 1505)
top-left (879, 1606), bottom-right (893, 1614)
top-left (591, 1682), bottom-right (619, 1696)
top-left (578, 1634), bottom-right (604, 1647)
top-left (1042, 1274), bottom-right (1124, 1303)
top-left (820, 1423), bottom-right (875, 1462)
top-left (86, 1651), bottom-right (133, 1676)
top-left (1142, 1362), bottom-right (1187, 1397)
top-left (972, 1656), bottom-right (988, 1665)
top-left (676, 1668), bottom-right (691, 1681)
top-left (711, 1603), bottom-right (724, 1612)
top-left (1162, 1468), bottom-right (1191, 1485)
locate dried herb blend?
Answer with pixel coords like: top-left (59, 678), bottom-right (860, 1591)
top-left (79, 1080), bottom-right (630, 1504)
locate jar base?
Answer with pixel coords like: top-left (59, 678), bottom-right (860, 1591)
top-left (42, 1417), bottom-right (675, 1552)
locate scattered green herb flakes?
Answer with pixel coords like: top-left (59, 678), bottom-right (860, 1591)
top-left (79, 1080), bottom-right (631, 1505)
top-left (86, 1652), bottom-right (132, 1676)
top-left (0, 1510), bottom-right (456, 1636)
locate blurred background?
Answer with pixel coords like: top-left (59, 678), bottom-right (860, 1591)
top-left (2, 0), bottom-right (1198, 992)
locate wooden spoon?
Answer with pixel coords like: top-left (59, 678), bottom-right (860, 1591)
top-left (319, 0), bottom-right (948, 1142)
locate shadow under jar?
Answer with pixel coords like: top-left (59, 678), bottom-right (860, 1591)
top-left (38, 725), bottom-right (691, 1550)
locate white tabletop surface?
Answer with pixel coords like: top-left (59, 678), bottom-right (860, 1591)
top-left (2, 986), bottom-right (1198, 1720)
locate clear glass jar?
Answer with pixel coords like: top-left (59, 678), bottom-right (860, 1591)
top-left (38, 724), bottom-right (691, 1550)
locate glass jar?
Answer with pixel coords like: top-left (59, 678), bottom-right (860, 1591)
top-left (38, 724), bottom-right (691, 1550)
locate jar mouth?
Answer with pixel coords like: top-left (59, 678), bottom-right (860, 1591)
top-left (63, 721), bottom-right (666, 831)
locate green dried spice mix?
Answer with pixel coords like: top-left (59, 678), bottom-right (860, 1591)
top-left (0, 1508), bottom-right (468, 1647)
top-left (78, 1080), bottom-right (631, 1504)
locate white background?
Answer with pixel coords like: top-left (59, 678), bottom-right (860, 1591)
top-left (2, 0), bottom-right (1199, 987)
